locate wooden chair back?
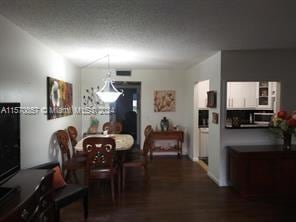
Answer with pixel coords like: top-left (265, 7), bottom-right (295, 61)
top-left (67, 126), bottom-right (78, 152)
top-left (83, 137), bottom-right (116, 170)
top-left (143, 130), bottom-right (152, 161)
top-left (144, 125), bottom-right (153, 138)
top-left (103, 121), bottom-right (123, 134)
top-left (56, 130), bottom-right (71, 164)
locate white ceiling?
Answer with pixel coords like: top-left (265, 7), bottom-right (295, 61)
top-left (0, 0), bottom-right (296, 69)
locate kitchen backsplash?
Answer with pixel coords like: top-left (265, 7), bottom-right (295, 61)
top-left (226, 110), bottom-right (274, 127)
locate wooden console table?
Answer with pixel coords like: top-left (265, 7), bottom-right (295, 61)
top-left (228, 145), bottom-right (296, 198)
top-left (150, 130), bottom-right (184, 159)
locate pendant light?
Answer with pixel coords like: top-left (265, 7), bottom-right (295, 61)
top-left (96, 55), bottom-right (122, 103)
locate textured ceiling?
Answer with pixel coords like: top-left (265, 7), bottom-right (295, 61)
top-left (0, 0), bottom-right (296, 69)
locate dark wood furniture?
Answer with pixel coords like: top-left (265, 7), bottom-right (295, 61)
top-left (122, 126), bottom-right (152, 190)
top-left (228, 145), bottom-right (296, 198)
top-left (68, 126), bottom-right (86, 157)
top-left (102, 121), bottom-right (123, 134)
top-left (67, 126), bottom-right (78, 149)
top-left (33, 161), bottom-right (88, 222)
top-left (83, 137), bottom-right (120, 202)
top-left (150, 130), bottom-right (184, 159)
top-left (56, 130), bottom-right (85, 183)
top-left (0, 169), bottom-right (54, 222)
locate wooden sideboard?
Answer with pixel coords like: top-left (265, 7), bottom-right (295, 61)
top-left (228, 145), bottom-right (296, 198)
top-left (0, 169), bottom-right (54, 222)
top-left (150, 130), bottom-right (184, 159)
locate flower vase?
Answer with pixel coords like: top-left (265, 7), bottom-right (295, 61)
top-left (283, 132), bottom-right (292, 150)
top-left (160, 117), bottom-right (169, 131)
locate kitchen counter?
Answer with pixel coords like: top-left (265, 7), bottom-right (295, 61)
top-left (225, 123), bottom-right (269, 129)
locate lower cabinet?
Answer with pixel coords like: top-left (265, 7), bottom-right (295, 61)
top-left (228, 145), bottom-right (296, 198)
top-left (199, 128), bottom-right (208, 158)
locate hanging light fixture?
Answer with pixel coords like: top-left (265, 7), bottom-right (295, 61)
top-left (96, 55), bottom-right (123, 103)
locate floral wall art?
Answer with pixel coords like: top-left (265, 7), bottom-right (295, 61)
top-left (154, 90), bottom-right (176, 112)
top-left (47, 76), bottom-right (73, 120)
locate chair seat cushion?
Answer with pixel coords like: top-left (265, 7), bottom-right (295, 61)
top-left (90, 167), bottom-right (118, 178)
top-left (54, 184), bottom-right (88, 208)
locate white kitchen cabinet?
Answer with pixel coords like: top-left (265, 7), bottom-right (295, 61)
top-left (256, 81), bottom-right (273, 109)
top-left (199, 128), bottom-right (208, 158)
top-left (271, 82), bottom-right (280, 112)
top-left (227, 82), bottom-right (257, 109)
top-left (197, 80), bottom-right (209, 108)
top-left (227, 81), bottom-right (276, 110)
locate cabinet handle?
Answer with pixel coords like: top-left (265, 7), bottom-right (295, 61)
top-left (244, 98), bottom-right (246, 107)
top-left (231, 98), bottom-right (234, 107)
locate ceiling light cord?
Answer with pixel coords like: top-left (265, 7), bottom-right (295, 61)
top-left (107, 55), bottom-right (111, 78)
top-left (81, 54), bottom-right (110, 69)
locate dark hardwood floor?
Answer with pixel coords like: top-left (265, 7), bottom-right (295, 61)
top-left (61, 156), bottom-right (296, 222)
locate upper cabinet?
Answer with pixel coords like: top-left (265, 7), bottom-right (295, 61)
top-left (227, 81), bottom-right (278, 110)
top-left (256, 81), bottom-right (272, 109)
top-left (227, 82), bottom-right (257, 109)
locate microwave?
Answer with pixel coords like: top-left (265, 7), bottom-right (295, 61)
top-left (253, 112), bottom-right (274, 124)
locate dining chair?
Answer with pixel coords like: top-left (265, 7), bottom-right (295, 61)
top-left (67, 126), bottom-right (86, 157)
top-left (56, 130), bottom-right (86, 183)
top-left (102, 121), bottom-right (123, 134)
top-left (122, 126), bottom-right (153, 190)
top-left (67, 126), bottom-right (78, 148)
top-left (144, 125), bottom-right (153, 137)
top-left (83, 137), bottom-right (121, 202)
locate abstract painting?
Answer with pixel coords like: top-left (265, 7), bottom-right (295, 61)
top-left (154, 90), bottom-right (176, 112)
top-left (47, 77), bottom-right (73, 120)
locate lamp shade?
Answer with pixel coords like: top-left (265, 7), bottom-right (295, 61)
top-left (96, 77), bottom-right (122, 103)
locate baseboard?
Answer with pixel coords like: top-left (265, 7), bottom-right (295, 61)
top-left (152, 152), bottom-right (179, 156)
top-left (197, 160), bottom-right (208, 172)
top-left (192, 157), bottom-right (199, 162)
top-left (218, 179), bottom-right (230, 187)
top-left (207, 171), bottom-right (219, 186)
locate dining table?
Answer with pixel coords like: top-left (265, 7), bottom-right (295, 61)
top-left (75, 133), bottom-right (134, 152)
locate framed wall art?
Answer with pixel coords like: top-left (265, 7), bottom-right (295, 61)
top-left (212, 112), bottom-right (219, 124)
top-left (47, 76), bottom-right (73, 120)
top-left (207, 90), bottom-right (217, 108)
top-left (154, 90), bottom-right (176, 112)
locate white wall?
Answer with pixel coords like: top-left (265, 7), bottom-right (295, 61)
top-left (0, 15), bottom-right (81, 168)
top-left (185, 52), bottom-right (221, 184)
top-left (219, 50), bottom-right (296, 185)
top-left (81, 68), bottom-right (188, 153)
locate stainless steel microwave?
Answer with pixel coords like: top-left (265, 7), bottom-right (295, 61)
top-left (253, 112), bottom-right (274, 124)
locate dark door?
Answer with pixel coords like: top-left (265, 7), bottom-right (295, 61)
top-left (110, 82), bottom-right (141, 147)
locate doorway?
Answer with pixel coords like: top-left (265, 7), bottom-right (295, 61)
top-left (193, 80), bottom-right (209, 171)
top-left (110, 82), bottom-right (141, 148)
